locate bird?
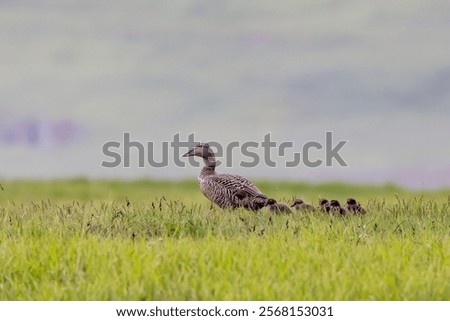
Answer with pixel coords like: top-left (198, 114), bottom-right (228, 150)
top-left (291, 199), bottom-right (315, 212)
top-left (319, 198), bottom-right (330, 213)
top-left (329, 199), bottom-right (346, 216)
top-left (344, 198), bottom-right (366, 214)
top-left (267, 198), bottom-right (292, 214)
top-left (183, 143), bottom-right (268, 211)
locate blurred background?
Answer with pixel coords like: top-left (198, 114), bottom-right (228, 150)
top-left (0, 0), bottom-right (449, 189)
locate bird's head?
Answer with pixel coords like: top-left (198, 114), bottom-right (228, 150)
top-left (291, 199), bottom-right (304, 207)
top-left (330, 200), bottom-right (341, 207)
top-left (183, 143), bottom-right (216, 167)
top-left (183, 143), bottom-right (214, 158)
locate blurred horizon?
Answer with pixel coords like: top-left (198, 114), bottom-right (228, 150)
top-left (1, 1), bottom-right (449, 189)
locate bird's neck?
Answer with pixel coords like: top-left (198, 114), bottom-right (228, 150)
top-left (199, 165), bottom-right (216, 180)
top-left (202, 152), bottom-right (216, 168)
top-left (199, 156), bottom-right (216, 180)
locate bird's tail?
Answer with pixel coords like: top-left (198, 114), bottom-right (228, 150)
top-left (243, 194), bottom-right (269, 212)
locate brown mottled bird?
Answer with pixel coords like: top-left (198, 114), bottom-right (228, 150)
top-left (291, 199), bottom-right (315, 212)
top-left (344, 198), bottom-right (366, 214)
top-left (267, 199), bottom-right (292, 214)
top-left (183, 143), bottom-right (268, 211)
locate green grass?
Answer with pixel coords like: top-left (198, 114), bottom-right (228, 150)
top-left (0, 179), bottom-right (449, 300)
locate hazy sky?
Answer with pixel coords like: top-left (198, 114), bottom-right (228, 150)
top-left (1, 0), bottom-right (449, 188)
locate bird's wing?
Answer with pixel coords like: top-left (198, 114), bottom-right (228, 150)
top-left (208, 174), bottom-right (266, 198)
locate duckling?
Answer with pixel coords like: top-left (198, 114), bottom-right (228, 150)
top-left (329, 199), bottom-right (346, 216)
top-left (267, 198), bottom-right (292, 214)
top-left (319, 198), bottom-right (330, 213)
top-left (344, 198), bottom-right (366, 214)
top-left (291, 199), bottom-right (315, 212)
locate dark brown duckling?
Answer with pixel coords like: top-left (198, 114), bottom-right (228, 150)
top-left (319, 198), bottom-right (330, 213)
top-left (291, 199), bottom-right (315, 212)
top-left (344, 198), bottom-right (366, 214)
top-left (329, 199), bottom-right (346, 216)
top-left (267, 198), bottom-right (292, 214)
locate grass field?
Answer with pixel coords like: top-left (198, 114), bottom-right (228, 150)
top-left (0, 179), bottom-right (449, 300)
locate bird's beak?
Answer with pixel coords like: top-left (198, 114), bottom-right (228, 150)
top-left (182, 148), bottom-right (195, 157)
top-left (290, 203), bottom-right (295, 207)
